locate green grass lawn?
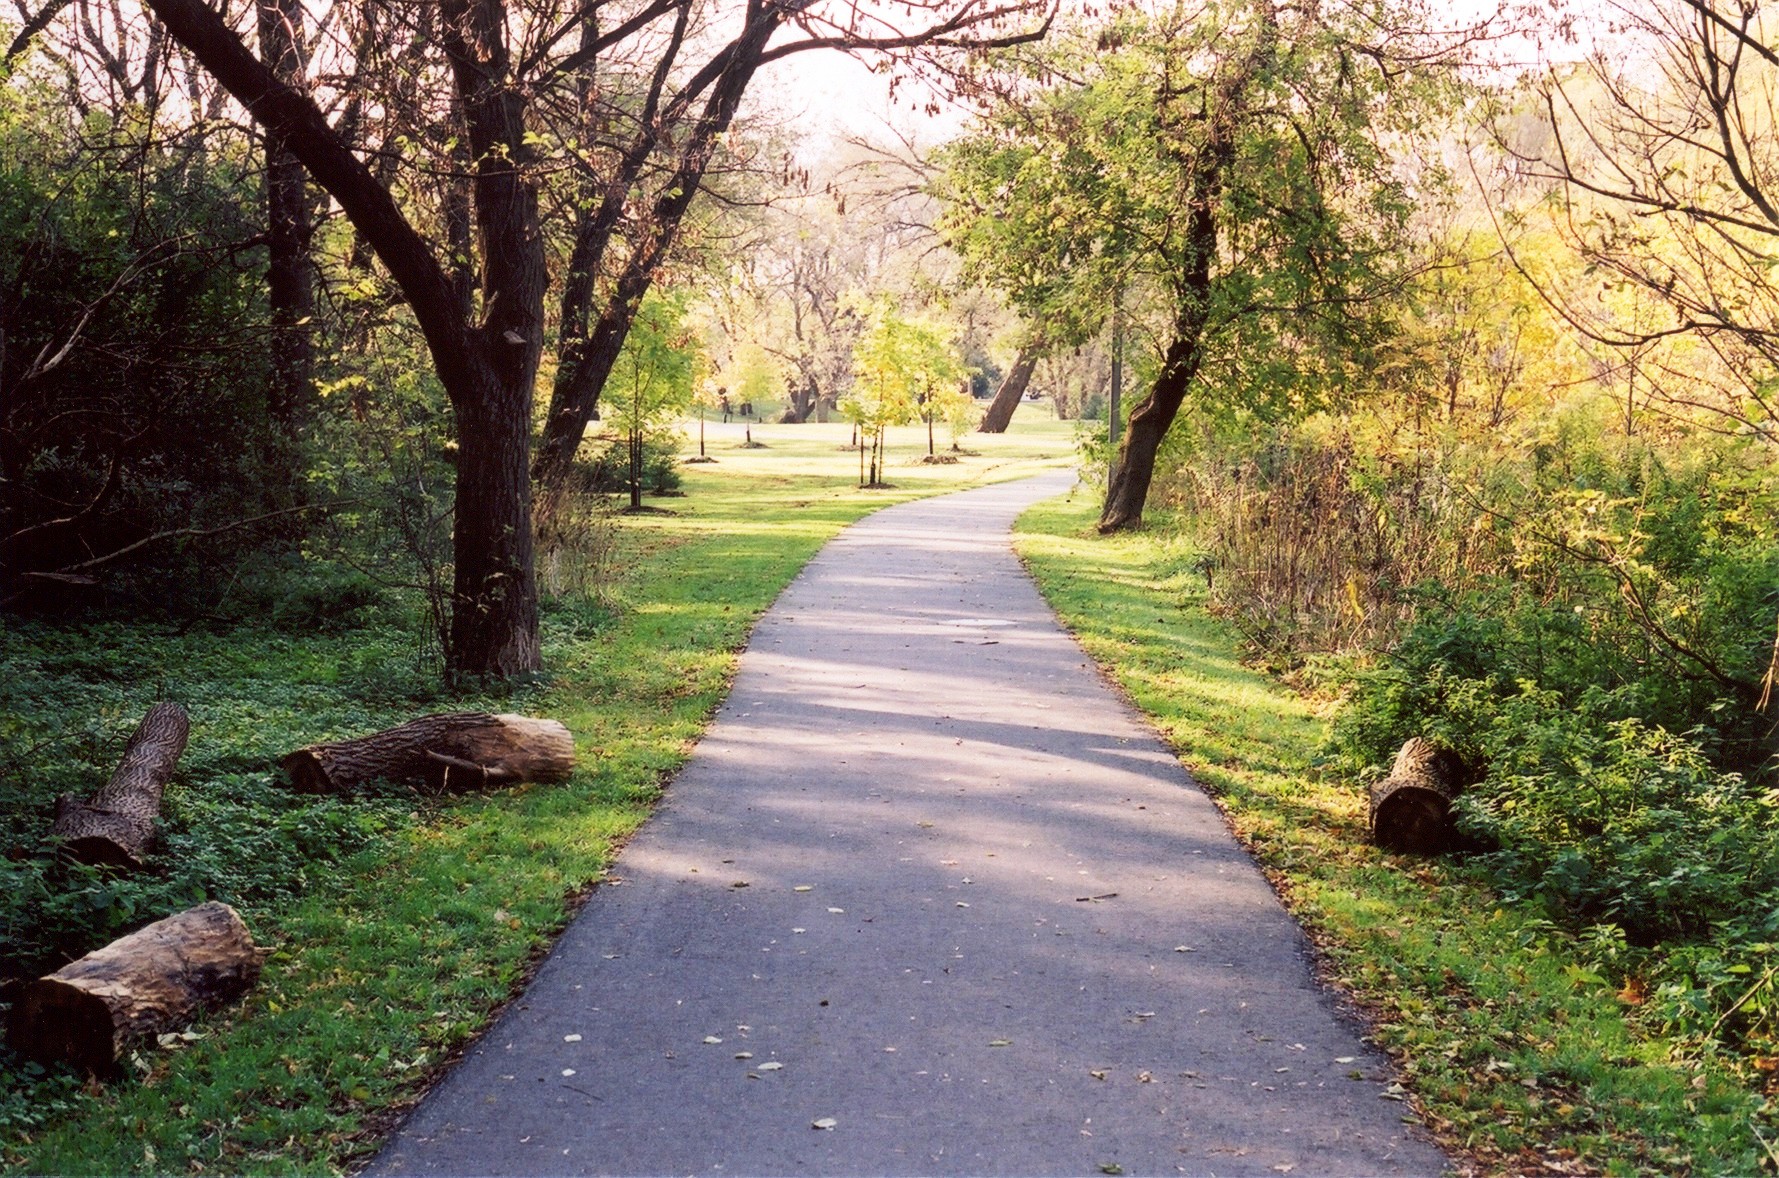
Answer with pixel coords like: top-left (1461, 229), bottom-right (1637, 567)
top-left (0, 417), bottom-right (1073, 1176)
top-left (1013, 491), bottom-right (1778, 1177)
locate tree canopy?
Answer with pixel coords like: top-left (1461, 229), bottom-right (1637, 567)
top-left (936, 0), bottom-right (1445, 529)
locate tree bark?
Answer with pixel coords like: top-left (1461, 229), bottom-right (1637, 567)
top-left (978, 348), bottom-right (1039, 433)
top-left (1368, 737), bottom-right (1465, 855)
top-left (282, 712), bottom-right (575, 794)
top-left (6, 902), bottom-right (266, 1076)
top-left (50, 701), bottom-right (189, 870)
top-left (257, 0), bottom-right (313, 483)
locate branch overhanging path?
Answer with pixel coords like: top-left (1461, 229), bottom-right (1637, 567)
top-left (371, 473), bottom-right (1448, 1176)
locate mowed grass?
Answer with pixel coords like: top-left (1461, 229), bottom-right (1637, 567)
top-left (1014, 492), bottom-right (1776, 1177)
top-left (0, 417), bottom-right (1073, 1176)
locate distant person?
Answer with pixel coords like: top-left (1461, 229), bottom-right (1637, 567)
top-left (720, 391), bottom-right (732, 422)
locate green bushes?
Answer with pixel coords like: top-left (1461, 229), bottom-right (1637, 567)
top-left (1144, 399), bottom-right (1779, 1069)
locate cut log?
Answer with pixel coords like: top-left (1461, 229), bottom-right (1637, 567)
top-left (281, 712), bottom-right (575, 794)
top-left (50, 701), bottom-right (189, 870)
top-left (1368, 737), bottom-right (1465, 855)
top-left (6, 901), bottom-right (267, 1075)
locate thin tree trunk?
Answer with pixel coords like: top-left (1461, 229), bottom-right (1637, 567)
top-left (1098, 332), bottom-right (1202, 532)
top-left (629, 429), bottom-right (643, 510)
top-left (979, 348), bottom-right (1038, 433)
top-left (257, 0), bottom-right (312, 501)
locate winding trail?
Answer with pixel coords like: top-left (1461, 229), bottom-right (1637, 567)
top-left (371, 472), bottom-right (1448, 1177)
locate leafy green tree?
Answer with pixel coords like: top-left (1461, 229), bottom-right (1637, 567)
top-left (606, 292), bottom-right (702, 511)
top-left (843, 308), bottom-right (962, 485)
top-left (937, 0), bottom-right (1441, 530)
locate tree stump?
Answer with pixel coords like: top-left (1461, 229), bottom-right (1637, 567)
top-left (281, 712), bottom-right (575, 794)
top-left (6, 902), bottom-right (267, 1075)
top-left (50, 701), bottom-right (190, 870)
top-left (1368, 737), bottom-right (1465, 855)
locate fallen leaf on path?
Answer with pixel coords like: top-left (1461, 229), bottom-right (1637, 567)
top-left (735, 1052), bottom-right (753, 1060)
top-left (794, 885), bottom-right (814, 892)
top-left (563, 1034), bottom-right (582, 1042)
top-left (989, 1039), bottom-right (1012, 1047)
top-left (812, 1117), bottom-right (837, 1131)
top-left (827, 907), bottom-right (845, 914)
top-left (757, 1061), bottom-right (783, 1071)
top-left (703, 1036), bottom-right (723, 1045)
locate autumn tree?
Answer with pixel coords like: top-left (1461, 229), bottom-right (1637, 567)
top-left (130, 0), bottom-right (1045, 678)
top-left (844, 306), bottom-right (961, 484)
top-left (938, 0), bottom-right (1447, 530)
top-left (606, 291), bottom-right (702, 510)
top-left (1498, 0), bottom-right (1779, 442)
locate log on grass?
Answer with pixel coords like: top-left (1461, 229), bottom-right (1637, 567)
top-left (6, 901), bottom-right (267, 1075)
top-left (50, 701), bottom-right (189, 870)
top-left (1368, 737), bottom-right (1465, 855)
top-left (281, 712), bottom-right (575, 794)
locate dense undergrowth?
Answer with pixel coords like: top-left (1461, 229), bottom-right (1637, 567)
top-left (1168, 412), bottom-right (1779, 1082)
top-left (1016, 491), bottom-right (1778, 1175)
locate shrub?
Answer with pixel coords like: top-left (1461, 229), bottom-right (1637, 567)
top-left (1455, 687), bottom-right (1779, 943)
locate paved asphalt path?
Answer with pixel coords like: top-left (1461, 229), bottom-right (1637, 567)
top-left (372, 472), bottom-right (1449, 1177)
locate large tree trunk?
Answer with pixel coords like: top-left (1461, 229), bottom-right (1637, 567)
top-left (1368, 737), bottom-right (1465, 855)
top-left (978, 348), bottom-right (1039, 434)
top-left (50, 702), bottom-right (189, 870)
top-left (282, 712), bottom-right (575, 794)
top-left (142, 0), bottom-right (544, 681)
top-left (7, 902), bottom-right (266, 1075)
top-left (448, 359), bottom-right (541, 677)
top-left (438, 0), bottom-right (546, 679)
top-left (1098, 13), bottom-right (1272, 534)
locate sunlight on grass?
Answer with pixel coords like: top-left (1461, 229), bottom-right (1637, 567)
top-left (1014, 493), bottom-right (1775, 1177)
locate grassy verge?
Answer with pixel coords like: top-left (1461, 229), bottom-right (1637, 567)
top-left (0, 418), bottom-right (1073, 1176)
top-left (1013, 491), bottom-right (1776, 1177)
